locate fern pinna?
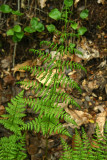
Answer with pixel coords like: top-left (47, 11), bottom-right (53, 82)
top-left (0, 91), bottom-right (27, 160)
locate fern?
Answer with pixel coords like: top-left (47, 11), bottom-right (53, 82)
top-left (60, 126), bottom-right (107, 160)
top-left (0, 91), bottom-right (27, 159)
top-left (0, 90), bottom-right (26, 135)
top-left (0, 135), bottom-right (26, 160)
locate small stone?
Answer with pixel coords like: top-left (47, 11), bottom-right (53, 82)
top-left (82, 98), bottom-right (85, 102)
top-left (45, 49), bottom-right (49, 53)
top-left (82, 93), bottom-right (86, 97)
top-left (99, 96), bottom-right (102, 100)
top-left (89, 102), bottom-right (92, 106)
top-left (82, 80), bottom-right (87, 86)
top-left (85, 96), bottom-right (90, 102)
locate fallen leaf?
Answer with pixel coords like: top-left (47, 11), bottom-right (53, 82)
top-left (96, 111), bottom-right (106, 136)
top-left (65, 108), bottom-right (92, 127)
top-left (88, 80), bottom-right (99, 90)
top-left (50, 51), bottom-right (60, 60)
top-left (74, 0), bottom-right (80, 7)
top-left (3, 75), bottom-right (15, 85)
top-left (36, 69), bottom-right (56, 86)
top-left (39, 0), bottom-right (47, 8)
top-left (0, 82), bottom-right (3, 91)
top-left (27, 144), bottom-right (38, 155)
top-left (13, 60), bottom-right (32, 74)
top-left (94, 105), bottom-right (105, 113)
top-left (97, 0), bottom-right (105, 4)
top-left (0, 105), bottom-right (5, 115)
top-left (73, 54), bottom-right (82, 63)
top-left (1, 56), bottom-right (12, 69)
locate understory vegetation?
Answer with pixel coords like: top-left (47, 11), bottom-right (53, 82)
top-left (0, 0), bottom-right (106, 159)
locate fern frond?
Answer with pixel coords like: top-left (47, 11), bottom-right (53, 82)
top-left (0, 135), bottom-right (27, 160)
top-left (0, 90), bottom-right (26, 135)
top-left (60, 126), bottom-right (107, 160)
top-left (60, 138), bottom-right (73, 160)
top-left (91, 124), bottom-right (107, 160)
top-left (21, 115), bottom-right (72, 137)
top-left (70, 61), bottom-right (87, 73)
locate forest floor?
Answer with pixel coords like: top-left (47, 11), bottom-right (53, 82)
top-left (0, 0), bottom-right (107, 159)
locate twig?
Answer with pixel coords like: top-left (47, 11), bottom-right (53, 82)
top-left (18, 0), bottom-right (20, 11)
top-left (13, 42), bottom-right (17, 68)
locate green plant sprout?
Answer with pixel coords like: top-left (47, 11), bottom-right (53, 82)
top-left (0, 4), bottom-right (23, 15)
top-left (6, 25), bottom-right (24, 43)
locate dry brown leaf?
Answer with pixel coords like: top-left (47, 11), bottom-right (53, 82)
top-left (36, 69), bottom-right (56, 86)
top-left (96, 111), bottom-right (106, 136)
top-left (88, 80), bottom-right (99, 90)
top-left (3, 75), bottom-right (15, 85)
top-left (0, 82), bottom-right (3, 91)
top-left (39, 0), bottom-right (47, 8)
top-left (97, 0), bottom-right (105, 4)
top-left (73, 54), bottom-right (82, 63)
top-left (21, 0), bottom-right (26, 8)
top-left (74, 0), bottom-right (80, 7)
top-left (32, 58), bottom-right (42, 66)
top-left (65, 108), bottom-right (92, 127)
top-left (94, 105), bottom-right (105, 113)
top-left (68, 70), bottom-right (77, 80)
top-left (27, 144), bottom-right (38, 155)
top-left (0, 105), bottom-right (5, 115)
top-left (1, 56), bottom-right (12, 69)
top-left (13, 60), bottom-right (32, 74)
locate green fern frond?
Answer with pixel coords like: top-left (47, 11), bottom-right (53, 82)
top-left (60, 126), bottom-right (107, 160)
top-left (0, 90), bottom-right (26, 135)
top-left (91, 124), bottom-right (107, 160)
top-left (0, 135), bottom-right (27, 160)
top-left (21, 115), bottom-right (72, 137)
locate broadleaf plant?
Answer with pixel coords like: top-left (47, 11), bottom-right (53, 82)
top-left (0, 4), bottom-right (23, 15)
top-left (24, 17), bottom-right (44, 33)
top-left (6, 25), bottom-right (24, 43)
top-left (80, 9), bottom-right (89, 19)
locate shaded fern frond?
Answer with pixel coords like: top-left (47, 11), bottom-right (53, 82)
top-left (60, 138), bottom-right (73, 160)
top-left (60, 126), bottom-right (107, 160)
top-left (0, 90), bottom-right (26, 135)
top-left (0, 135), bottom-right (27, 160)
top-left (24, 95), bottom-right (76, 125)
top-left (91, 124), bottom-right (107, 160)
top-left (21, 115), bottom-right (72, 137)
